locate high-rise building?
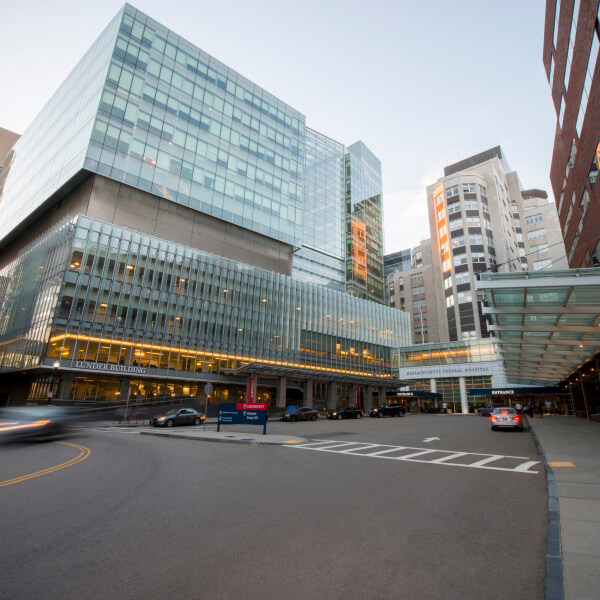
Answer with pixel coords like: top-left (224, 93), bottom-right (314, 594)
top-left (425, 146), bottom-right (565, 342)
top-left (344, 141), bottom-right (385, 304)
top-left (0, 4), bottom-right (409, 407)
top-left (383, 248), bottom-right (412, 279)
top-left (292, 128), bottom-right (345, 291)
top-left (543, 0), bottom-right (600, 266)
top-left (386, 240), bottom-right (440, 344)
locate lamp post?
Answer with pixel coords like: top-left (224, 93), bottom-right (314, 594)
top-left (48, 360), bottom-right (60, 404)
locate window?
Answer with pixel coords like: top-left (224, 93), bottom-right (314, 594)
top-left (486, 234), bottom-right (494, 248)
top-left (446, 295), bottom-right (455, 308)
top-left (513, 217), bottom-right (521, 227)
top-left (471, 252), bottom-right (486, 263)
top-left (553, 0), bottom-right (561, 49)
top-left (464, 199), bottom-right (478, 210)
top-left (528, 228), bottom-right (546, 240)
top-left (533, 259), bottom-right (553, 271)
top-left (457, 290), bottom-right (472, 304)
top-left (435, 192), bottom-right (444, 205)
top-left (564, 0), bottom-right (581, 90)
top-left (442, 258), bottom-right (452, 271)
top-left (469, 233), bottom-right (483, 245)
top-left (455, 272), bottom-right (470, 285)
top-left (440, 241), bottom-right (449, 253)
top-left (454, 255), bottom-right (468, 266)
top-left (446, 185), bottom-right (459, 197)
top-left (447, 203), bottom-right (462, 215)
top-left (413, 312), bottom-right (427, 321)
top-left (444, 277), bottom-right (453, 289)
top-left (479, 184), bottom-right (487, 197)
top-left (530, 243), bottom-right (549, 254)
top-left (467, 216), bottom-right (481, 227)
top-left (462, 183), bottom-right (476, 193)
top-left (589, 139), bottom-right (600, 187)
top-left (438, 224), bottom-right (447, 237)
top-left (412, 285), bottom-right (425, 295)
top-left (437, 209), bottom-right (445, 222)
top-left (452, 235), bottom-right (465, 248)
top-left (410, 273), bottom-right (424, 282)
top-left (450, 218), bottom-right (463, 231)
top-left (576, 33), bottom-right (600, 136)
top-left (525, 213), bottom-right (543, 226)
top-left (413, 299), bottom-right (426, 309)
top-left (580, 189), bottom-right (590, 217)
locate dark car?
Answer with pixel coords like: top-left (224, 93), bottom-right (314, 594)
top-left (150, 408), bottom-right (205, 427)
top-left (327, 406), bottom-right (363, 419)
top-left (280, 407), bottom-right (319, 422)
top-left (369, 403), bottom-right (405, 418)
top-left (0, 406), bottom-right (79, 441)
top-left (477, 406), bottom-right (494, 417)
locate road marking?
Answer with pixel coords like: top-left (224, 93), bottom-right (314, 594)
top-left (548, 461), bottom-right (576, 467)
top-left (0, 441), bottom-right (91, 487)
top-left (423, 437), bottom-right (441, 442)
top-left (286, 439), bottom-right (540, 474)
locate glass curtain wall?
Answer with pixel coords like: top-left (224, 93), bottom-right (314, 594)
top-left (0, 217), bottom-right (411, 380)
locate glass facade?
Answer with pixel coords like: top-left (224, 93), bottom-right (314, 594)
top-left (293, 128), bottom-right (345, 290)
top-left (0, 4), bottom-right (305, 249)
top-left (399, 339), bottom-right (499, 368)
top-left (0, 217), bottom-right (411, 401)
top-left (345, 142), bottom-right (385, 303)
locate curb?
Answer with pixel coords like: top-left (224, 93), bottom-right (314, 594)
top-left (528, 421), bottom-right (564, 600)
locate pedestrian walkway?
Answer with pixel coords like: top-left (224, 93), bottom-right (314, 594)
top-left (528, 416), bottom-right (600, 600)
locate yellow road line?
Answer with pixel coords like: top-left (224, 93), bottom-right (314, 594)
top-left (548, 461), bottom-right (575, 467)
top-left (0, 442), bottom-right (91, 487)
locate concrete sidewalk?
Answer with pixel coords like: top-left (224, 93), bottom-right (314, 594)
top-left (528, 416), bottom-right (600, 600)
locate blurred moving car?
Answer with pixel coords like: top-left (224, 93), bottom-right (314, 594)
top-left (0, 406), bottom-right (79, 441)
top-left (369, 403), bottom-right (405, 418)
top-left (280, 407), bottom-right (319, 422)
top-left (327, 407), bottom-right (363, 419)
top-left (150, 408), bottom-right (205, 427)
top-left (490, 407), bottom-right (523, 431)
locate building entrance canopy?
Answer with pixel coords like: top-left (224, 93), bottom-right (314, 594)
top-left (476, 269), bottom-right (600, 385)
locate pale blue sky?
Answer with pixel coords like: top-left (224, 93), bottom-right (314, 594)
top-left (0, 0), bottom-right (556, 253)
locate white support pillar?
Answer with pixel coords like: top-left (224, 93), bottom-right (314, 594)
top-left (304, 380), bottom-right (313, 408)
top-left (328, 382), bottom-right (337, 410)
top-left (430, 378), bottom-right (438, 408)
top-left (364, 386), bottom-right (374, 412)
top-left (277, 376), bottom-right (287, 408)
top-left (459, 376), bottom-right (469, 414)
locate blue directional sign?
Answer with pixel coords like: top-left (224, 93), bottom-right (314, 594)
top-left (217, 403), bottom-right (267, 434)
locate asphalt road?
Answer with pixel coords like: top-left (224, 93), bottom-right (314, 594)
top-left (0, 415), bottom-right (547, 600)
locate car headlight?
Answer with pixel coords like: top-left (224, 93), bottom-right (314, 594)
top-left (157, 417), bottom-right (166, 421)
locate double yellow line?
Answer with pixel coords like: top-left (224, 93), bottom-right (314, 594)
top-left (0, 441), bottom-right (91, 487)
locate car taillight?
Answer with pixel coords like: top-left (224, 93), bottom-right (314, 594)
top-left (513, 415), bottom-right (520, 421)
top-left (490, 416), bottom-right (497, 421)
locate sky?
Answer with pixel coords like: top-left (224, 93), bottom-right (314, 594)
top-left (0, 0), bottom-right (556, 253)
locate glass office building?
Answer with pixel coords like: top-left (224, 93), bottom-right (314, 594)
top-left (293, 128), bottom-right (345, 291)
top-left (0, 4), bottom-right (408, 407)
top-left (345, 142), bottom-right (385, 303)
top-left (0, 3), bottom-right (305, 251)
top-left (0, 217), bottom-right (409, 404)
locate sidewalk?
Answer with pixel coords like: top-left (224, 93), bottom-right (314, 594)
top-left (528, 416), bottom-right (600, 600)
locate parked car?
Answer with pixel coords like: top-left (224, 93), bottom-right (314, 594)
top-left (490, 407), bottom-right (523, 431)
top-left (477, 406), bottom-right (494, 417)
top-left (369, 403), bottom-right (405, 418)
top-left (327, 407), bottom-right (363, 419)
top-left (150, 408), bottom-right (205, 427)
top-left (280, 407), bottom-right (319, 422)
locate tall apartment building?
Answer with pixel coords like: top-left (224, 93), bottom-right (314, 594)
top-left (425, 147), bottom-right (565, 342)
top-left (345, 141), bottom-right (385, 304)
top-left (0, 4), bottom-right (409, 406)
top-left (544, 0), bottom-right (600, 266)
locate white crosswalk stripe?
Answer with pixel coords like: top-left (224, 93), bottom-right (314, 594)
top-left (285, 439), bottom-right (540, 474)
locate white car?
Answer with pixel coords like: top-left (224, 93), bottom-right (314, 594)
top-left (489, 407), bottom-right (523, 431)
